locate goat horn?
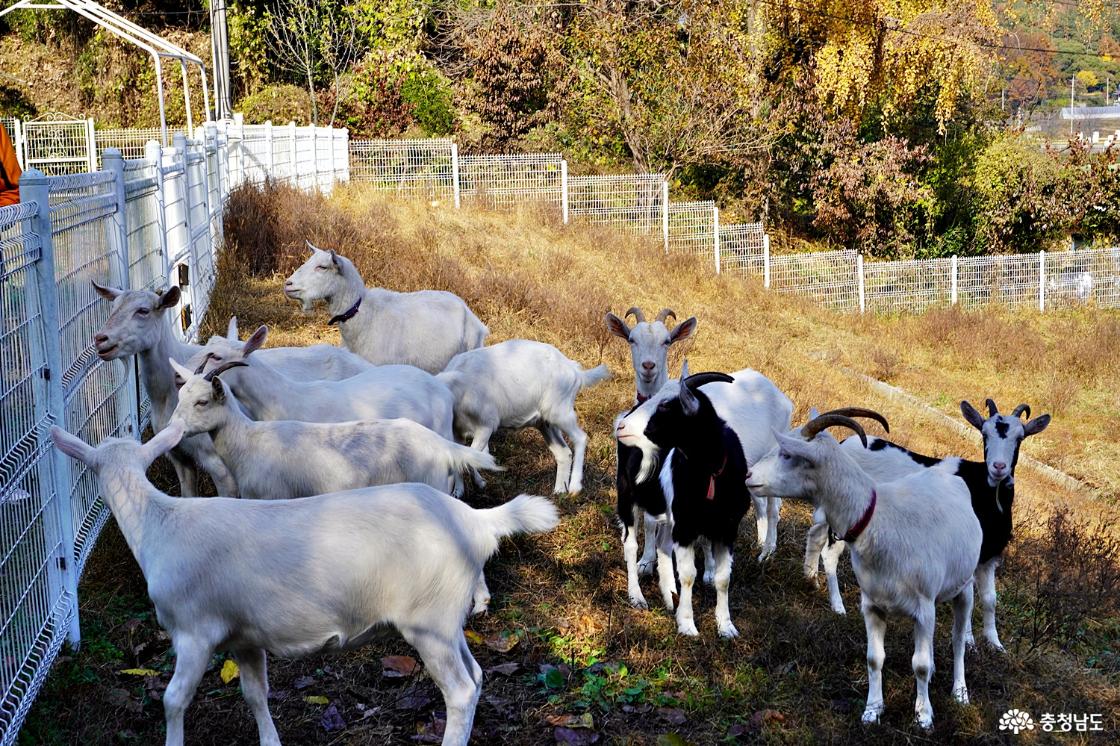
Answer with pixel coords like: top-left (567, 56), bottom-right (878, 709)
top-left (801, 414), bottom-right (868, 448)
top-left (1011, 403), bottom-right (1031, 419)
top-left (817, 407), bottom-right (890, 433)
top-left (683, 371), bottom-right (734, 389)
top-left (203, 360), bottom-right (248, 382)
top-left (193, 359), bottom-right (209, 375)
top-left (656, 308), bottom-right (677, 324)
top-left (625, 307), bottom-right (646, 323)
top-left (985, 398), bottom-right (999, 417)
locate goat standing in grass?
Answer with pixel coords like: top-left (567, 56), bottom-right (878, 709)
top-left (748, 412), bottom-right (981, 729)
top-left (283, 242), bottom-right (488, 373)
top-left (51, 424), bottom-right (558, 746)
top-left (437, 340), bottom-right (609, 494)
top-left (804, 400), bottom-right (1050, 651)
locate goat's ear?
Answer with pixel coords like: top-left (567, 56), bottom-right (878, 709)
top-left (775, 430), bottom-right (814, 460)
top-left (92, 280), bottom-right (123, 300)
top-left (680, 359), bottom-right (690, 379)
top-left (144, 420), bottom-right (184, 461)
top-left (226, 316), bottom-right (239, 340)
top-left (329, 249), bottom-right (342, 271)
top-left (169, 358), bottom-right (194, 388)
top-left (242, 325), bottom-right (268, 356)
top-left (679, 375), bottom-right (700, 415)
top-left (157, 286), bottom-right (181, 310)
top-left (604, 312), bottom-right (631, 340)
top-left (1023, 413), bottom-right (1051, 437)
top-left (211, 376), bottom-right (226, 402)
top-left (960, 400), bottom-right (985, 431)
top-left (51, 426), bottom-right (95, 464)
top-left (669, 316), bottom-right (697, 344)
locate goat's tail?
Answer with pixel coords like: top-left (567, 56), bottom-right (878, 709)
top-left (580, 364), bottom-right (611, 389)
top-left (475, 494), bottom-right (560, 545)
top-left (447, 443), bottom-right (504, 475)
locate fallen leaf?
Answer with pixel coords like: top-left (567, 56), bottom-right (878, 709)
top-left (749, 709), bottom-right (786, 730)
top-left (484, 631), bottom-right (520, 653)
top-left (220, 659), bottom-right (240, 684)
top-left (656, 735), bottom-right (690, 746)
top-left (320, 702), bottom-right (346, 732)
top-left (545, 713), bottom-right (594, 729)
top-left (554, 727), bottom-right (600, 744)
top-left (396, 691), bottom-right (433, 711)
top-left (106, 687), bottom-right (143, 714)
top-left (304, 695), bottom-right (330, 705)
top-left (486, 662), bottom-right (521, 676)
top-left (541, 668), bottom-right (566, 690)
top-left (412, 716), bottom-right (445, 743)
top-left (464, 630), bottom-right (484, 645)
top-left (382, 655), bottom-right (419, 678)
top-left (119, 668), bottom-right (161, 677)
top-left (657, 707), bottom-right (687, 725)
top-left (293, 675), bottom-right (316, 690)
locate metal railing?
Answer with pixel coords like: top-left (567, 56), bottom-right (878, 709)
top-left (0, 118), bottom-right (348, 745)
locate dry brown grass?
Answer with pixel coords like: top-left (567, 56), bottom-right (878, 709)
top-left (26, 183), bottom-right (1120, 745)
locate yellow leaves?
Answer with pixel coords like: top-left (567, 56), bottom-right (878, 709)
top-left (304, 695), bottom-right (330, 705)
top-left (220, 658), bottom-right (240, 684)
top-left (119, 668), bottom-right (161, 677)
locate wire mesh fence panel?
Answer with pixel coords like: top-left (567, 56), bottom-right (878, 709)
top-left (1042, 247), bottom-right (1120, 308)
top-left (271, 130), bottom-right (292, 185)
top-left (22, 120), bottom-right (93, 177)
top-left (667, 202), bottom-right (717, 258)
top-left (769, 250), bottom-right (860, 309)
top-left (719, 223), bottom-right (766, 275)
top-left (957, 254), bottom-right (1039, 309)
top-left (0, 202), bottom-right (72, 745)
top-left (236, 126), bottom-right (271, 186)
top-left (864, 257), bottom-right (954, 314)
top-left (45, 173), bottom-right (134, 576)
top-left (459, 153), bottom-right (564, 211)
top-left (349, 139), bottom-right (456, 201)
top-left (185, 148), bottom-right (216, 327)
top-left (94, 129), bottom-right (177, 163)
top-left (335, 131), bottom-right (349, 183)
top-left (316, 128), bottom-right (334, 194)
top-left (296, 132), bottom-right (316, 193)
top-left (567, 174), bottom-right (666, 234)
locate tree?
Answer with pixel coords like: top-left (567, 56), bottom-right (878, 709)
top-left (267, 0), bottom-right (362, 125)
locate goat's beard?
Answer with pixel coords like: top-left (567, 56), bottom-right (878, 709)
top-left (635, 443), bottom-right (660, 484)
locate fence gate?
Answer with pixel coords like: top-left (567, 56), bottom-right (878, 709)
top-left (21, 118), bottom-right (96, 177)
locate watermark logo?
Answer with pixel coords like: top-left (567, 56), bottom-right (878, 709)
top-left (999, 709), bottom-right (1036, 735)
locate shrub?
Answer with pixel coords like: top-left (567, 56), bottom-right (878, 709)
top-left (400, 67), bottom-right (455, 136)
top-left (0, 84), bottom-right (36, 118)
top-left (971, 135), bottom-right (1063, 254)
top-left (335, 55), bottom-right (415, 137)
top-left (238, 84), bottom-right (313, 125)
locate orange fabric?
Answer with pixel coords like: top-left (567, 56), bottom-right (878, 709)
top-left (0, 123), bottom-right (22, 207)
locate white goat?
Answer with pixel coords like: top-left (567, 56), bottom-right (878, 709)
top-left (92, 282), bottom-right (235, 496)
top-left (283, 242), bottom-right (488, 373)
top-left (748, 412), bottom-right (981, 729)
top-left (209, 325), bottom-right (456, 439)
top-left (190, 316), bottom-right (373, 381)
top-left (51, 423), bottom-right (558, 746)
top-left (606, 307), bottom-right (790, 562)
top-left (437, 340), bottom-right (609, 494)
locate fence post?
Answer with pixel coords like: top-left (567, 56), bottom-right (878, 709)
top-left (86, 117), bottom-right (97, 171)
top-left (102, 149), bottom-right (140, 436)
top-left (1039, 250), bottom-right (1046, 311)
top-left (311, 127), bottom-right (320, 193)
top-left (23, 169), bottom-right (83, 646)
top-left (146, 140), bottom-right (172, 285)
top-left (341, 129), bottom-right (350, 183)
top-left (451, 142), bottom-right (461, 209)
top-left (713, 205), bottom-right (721, 274)
top-left (265, 120), bottom-right (274, 179)
top-left (950, 254), bottom-right (958, 305)
top-left (763, 233), bottom-right (771, 288)
top-left (857, 252), bottom-right (866, 313)
top-left (289, 122), bottom-right (297, 187)
top-left (560, 160), bottom-right (569, 224)
top-left (661, 181), bottom-right (670, 254)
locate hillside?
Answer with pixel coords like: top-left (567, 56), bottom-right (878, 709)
top-left (21, 183), bottom-right (1120, 744)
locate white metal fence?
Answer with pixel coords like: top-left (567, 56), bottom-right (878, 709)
top-left (0, 118), bottom-right (347, 745)
top-left (349, 137), bottom-right (1120, 313)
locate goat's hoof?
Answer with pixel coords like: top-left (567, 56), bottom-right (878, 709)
top-left (831, 603), bottom-right (847, 616)
top-left (717, 621), bottom-right (739, 639)
top-left (677, 621), bottom-right (700, 637)
top-left (861, 707), bottom-right (883, 725)
top-left (637, 559), bottom-right (656, 577)
top-left (804, 567), bottom-right (820, 585)
top-left (567, 483), bottom-right (583, 495)
top-left (702, 571), bottom-right (715, 586)
top-left (471, 597), bottom-right (491, 615)
top-left (915, 712), bottom-right (934, 731)
top-left (757, 548), bottom-right (775, 562)
top-left (987, 638), bottom-right (1006, 653)
top-left (964, 637), bottom-right (976, 651)
top-left (628, 595), bottom-right (648, 610)
top-left (953, 687), bottom-right (969, 705)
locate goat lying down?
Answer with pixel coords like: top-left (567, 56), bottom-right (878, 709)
top-left (197, 316), bottom-right (373, 381)
top-left (51, 424), bottom-right (558, 746)
top-left (803, 399), bottom-right (1050, 652)
top-left (749, 412), bottom-right (981, 730)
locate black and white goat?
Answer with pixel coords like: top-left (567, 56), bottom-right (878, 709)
top-left (804, 400), bottom-right (1051, 651)
top-left (614, 363), bottom-right (752, 638)
top-left (606, 307), bottom-right (789, 561)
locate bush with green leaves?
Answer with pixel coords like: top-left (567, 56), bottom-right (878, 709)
top-left (400, 67), bottom-right (455, 136)
top-left (971, 135), bottom-right (1064, 254)
top-left (237, 83), bottom-right (313, 125)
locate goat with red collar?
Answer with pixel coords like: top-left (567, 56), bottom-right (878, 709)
top-left (748, 411), bottom-right (981, 730)
top-left (615, 362), bottom-right (755, 638)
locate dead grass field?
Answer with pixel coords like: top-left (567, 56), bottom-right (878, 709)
top-left (22, 183), bottom-right (1120, 745)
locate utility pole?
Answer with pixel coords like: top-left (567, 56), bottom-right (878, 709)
top-left (210, 0), bottom-right (233, 119)
top-left (1070, 75), bottom-right (1076, 136)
